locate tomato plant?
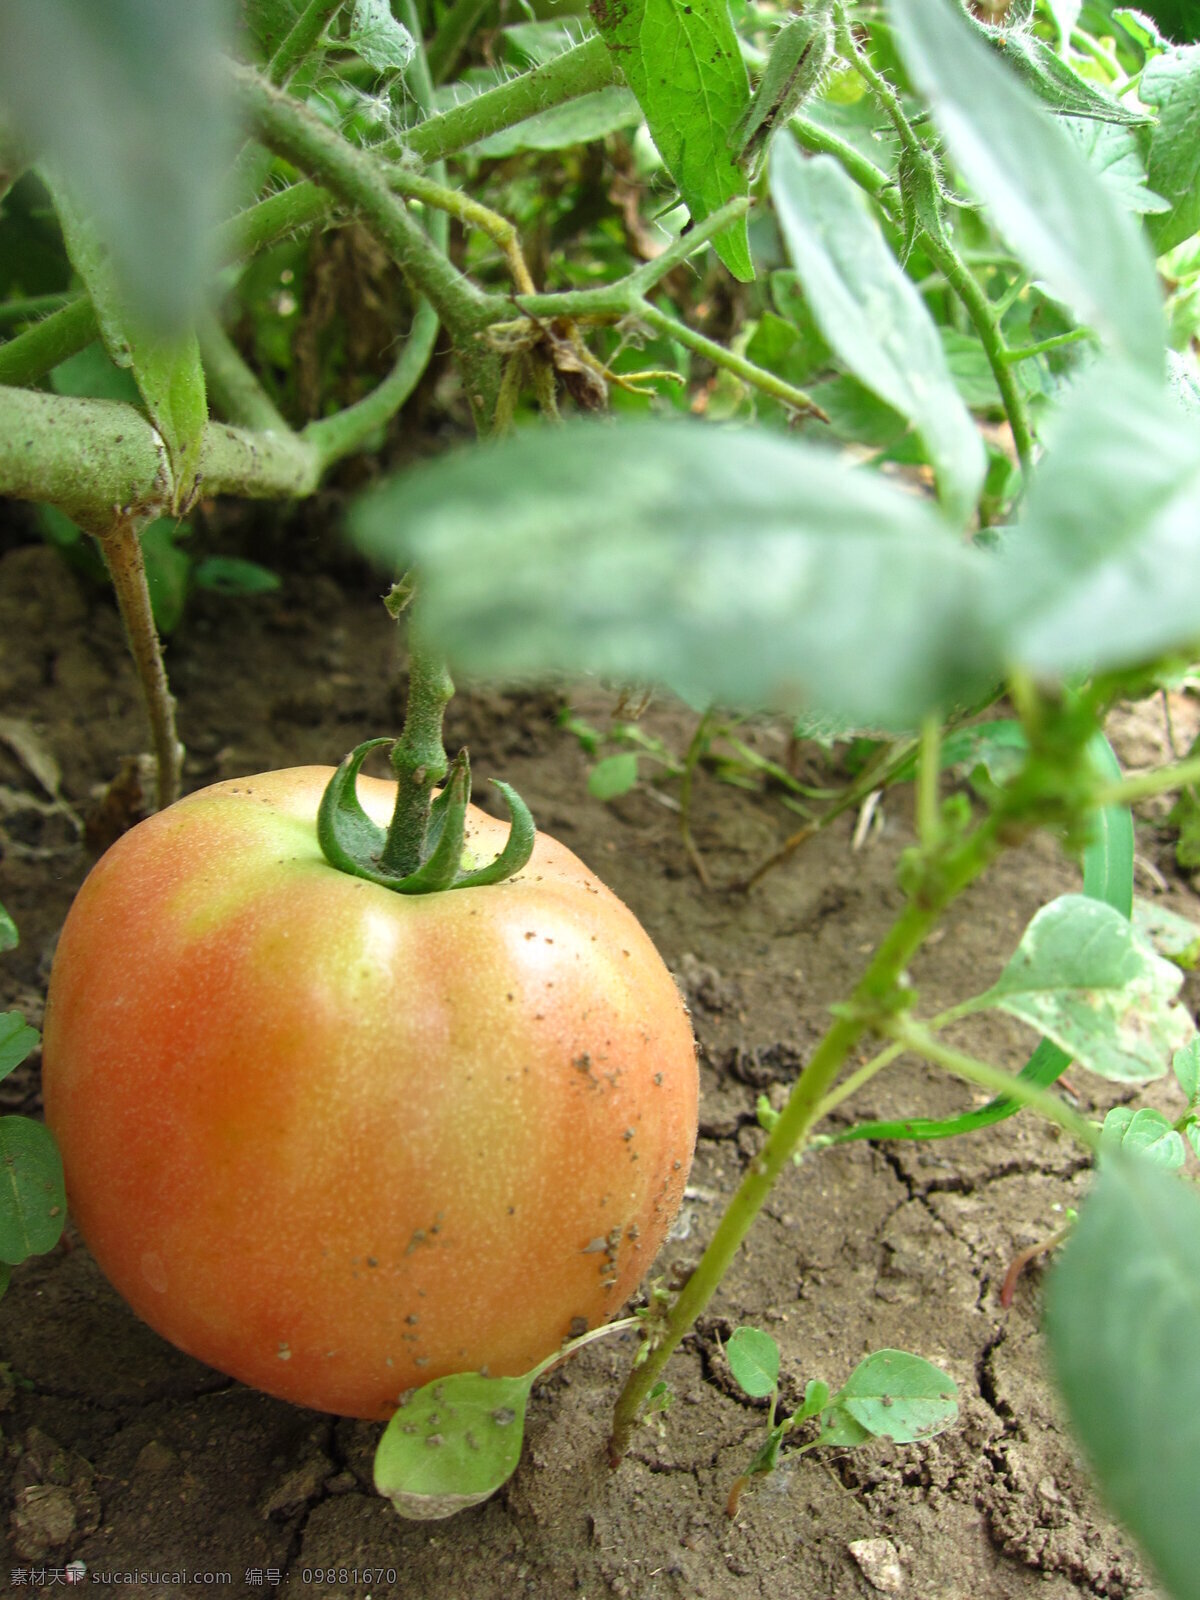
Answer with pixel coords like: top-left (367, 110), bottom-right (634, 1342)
top-left (40, 763), bottom-right (697, 1419)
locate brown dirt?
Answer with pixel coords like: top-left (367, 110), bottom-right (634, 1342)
top-left (1, 528), bottom-right (1190, 1600)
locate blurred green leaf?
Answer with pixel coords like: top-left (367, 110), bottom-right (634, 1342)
top-left (979, 893), bottom-right (1194, 1083)
top-left (1142, 44), bottom-right (1200, 253)
top-left (0, 904), bottom-right (16, 955)
top-left (991, 361), bottom-right (1200, 679)
top-left (0, 0), bottom-right (235, 330)
top-left (1133, 898), bottom-right (1200, 968)
top-left (194, 556), bottom-right (281, 596)
top-left (771, 142), bottom-right (985, 521)
top-left (1174, 1037), bottom-right (1200, 1103)
top-left (887, 0), bottom-right (1162, 372)
top-left (43, 171), bottom-right (207, 503)
top-left (351, 419), bottom-right (998, 731)
top-left (590, 0), bottom-right (753, 281)
top-left (1046, 1157), bottom-right (1200, 1600)
top-left (0, 1116), bottom-right (66, 1266)
top-left (587, 752), bottom-right (639, 801)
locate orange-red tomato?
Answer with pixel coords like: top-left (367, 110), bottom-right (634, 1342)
top-left (42, 767), bottom-right (697, 1419)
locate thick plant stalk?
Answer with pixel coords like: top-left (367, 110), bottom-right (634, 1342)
top-left (609, 811), bottom-right (1009, 1457)
top-left (97, 517), bottom-right (183, 812)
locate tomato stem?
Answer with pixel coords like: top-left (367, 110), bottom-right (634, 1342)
top-left (380, 609), bottom-right (455, 877)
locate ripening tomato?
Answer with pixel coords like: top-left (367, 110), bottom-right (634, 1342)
top-left (41, 767), bottom-right (697, 1419)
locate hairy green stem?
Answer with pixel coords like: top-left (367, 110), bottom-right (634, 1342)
top-left (216, 181), bottom-right (336, 262)
top-left (402, 34), bottom-right (618, 163)
top-left (270, 0), bottom-right (346, 85)
top-left (231, 61), bottom-right (500, 421)
top-left (1091, 750), bottom-right (1200, 810)
top-left (0, 296), bottom-right (99, 388)
top-left (303, 297), bottom-right (440, 470)
top-left (639, 303), bottom-right (824, 418)
top-left (1000, 328), bottom-right (1094, 364)
top-left (609, 816), bottom-right (1007, 1456)
top-left (0, 293), bottom-right (73, 329)
top-left (98, 518), bottom-right (183, 811)
top-left (0, 385), bottom-right (320, 524)
top-left (922, 234), bottom-right (1034, 473)
top-left (199, 314), bottom-right (291, 433)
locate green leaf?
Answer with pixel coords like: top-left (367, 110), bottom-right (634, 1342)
top-left (1099, 1105), bottom-right (1187, 1168)
top-left (1045, 1157), bottom-right (1200, 1600)
top-left (42, 172), bottom-right (208, 507)
top-left (770, 143), bottom-right (985, 522)
top-left (980, 893), bottom-right (1194, 1083)
top-left (1172, 1037), bottom-right (1200, 1103)
top-left (351, 419), bottom-right (998, 731)
top-left (814, 1403), bottom-right (872, 1449)
top-left (0, 0), bottom-right (235, 331)
top-left (0, 1116), bottom-right (66, 1266)
top-left (374, 1371), bottom-right (532, 1520)
top-left (589, 0), bottom-right (753, 281)
top-left (1063, 117), bottom-right (1171, 213)
top-left (1141, 45), bottom-right (1200, 253)
top-left (985, 30), bottom-right (1150, 126)
top-left (587, 752), bottom-right (639, 801)
top-left (347, 0), bottom-right (415, 71)
top-left (992, 360), bottom-right (1200, 681)
top-left (886, 0), bottom-right (1163, 372)
top-left (726, 1326), bottom-right (780, 1398)
top-left (0, 1013), bottom-right (39, 1083)
top-left (0, 902), bottom-right (16, 955)
top-left (1133, 898), bottom-right (1200, 969)
top-left (193, 556), bottom-right (282, 596)
top-left (830, 1351), bottom-right (958, 1445)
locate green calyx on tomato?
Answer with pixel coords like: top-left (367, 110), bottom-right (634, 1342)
top-left (318, 737), bottom-right (536, 895)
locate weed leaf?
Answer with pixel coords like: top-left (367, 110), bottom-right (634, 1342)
top-left (0, 1013), bottom-right (40, 1083)
top-left (1046, 1156), bottom-right (1200, 1600)
top-left (588, 753), bottom-right (639, 802)
top-left (589, 0), bottom-right (753, 280)
top-left (0, 1116), bottom-right (66, 1266)
top-left (770, 143), bottom-right (985, 523)
top-left (829, 1351), bottom-right (958, 1445)
top-left (887, 0), bottom-right (1162, 371)
top-left (981, 894), bottom-right (1194, 1083)
top-left (727, 1327), bottom-right (780, 1398)
top-left (0, 902), bottom-right (16, 955)
top-left (375, 1371), bottom-right (532, 1520)
top-left (1099, 1106), bottom-right (1186, 1169)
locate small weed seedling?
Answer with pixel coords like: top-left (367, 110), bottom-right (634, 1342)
top-left (722, 1329), bottom-right (958, 1518)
